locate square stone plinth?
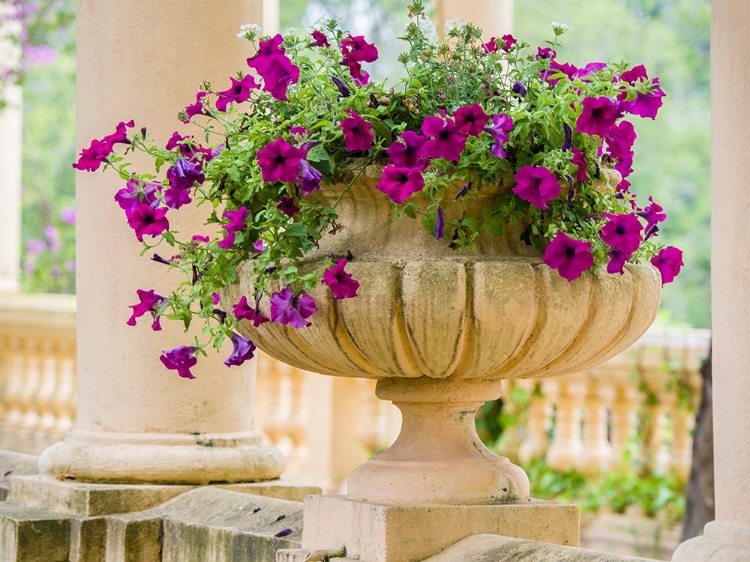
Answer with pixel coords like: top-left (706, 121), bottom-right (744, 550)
top-left (301, 495), bottom-right (579, 562)
top-left (7, 475), bottom-right (320, 517)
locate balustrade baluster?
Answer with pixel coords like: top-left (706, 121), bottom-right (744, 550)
top-left (518, 382), bottom-right (550, 465)
top-left (546, 379), bottom-right (586, 471)
top-left (579, 375), bottom-right (615, 474)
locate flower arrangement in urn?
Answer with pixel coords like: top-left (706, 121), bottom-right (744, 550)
top-left (73, 1), bottom-right (682, 379)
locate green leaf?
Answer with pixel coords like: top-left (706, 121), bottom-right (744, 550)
top-left (306, 143), bottom-right (329, 163)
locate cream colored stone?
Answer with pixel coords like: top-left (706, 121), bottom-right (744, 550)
top-left (300, 495), bottom-right (579, 562)
top-left (39, 0), bottom-right (285, 485)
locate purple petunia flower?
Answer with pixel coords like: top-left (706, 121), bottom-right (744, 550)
top-left (218, 206), bottom-right (248, 250)
top-left (322, 259), bottom-right (360, 299)
top-left (26, 238), bottom-right (46, 256)
top-left (164, 158), bottom-right (205, 209)
top-left (44, 225), bottom-right (60, 251)
top-left (233, 295), bottom-right (270, 327)
top-left (126, 201), bottom-right (170, 242)
top-left (340, 110), bottom-right (374, 152)
top-left (247, 34), bottom-right (300, 101)
top-left (435, 206), bottom-right (445, 240)
top-left (512, 81), bottom-right (527, 97)
top-left (127, 289), bottom-right (165, 331)
top-left (224, 332), bottom-right (256, 367)
top-left (312, 30), bottom-right (330, 47)
top-left (340, 33), bottom-right (378, 83)
top-left (484, 113), bottom-right (514, 158)
top-left (277, 196), bottom-right (300, 217)
top-left (160, 345), bottom-right (198, 379)
top-left (605, 120), bottom-right (637, 179)
top-left (607, 247), bottom-right (628, 275)
top-left (387, 131), bottom-right (428, 169)
top-left (562, 122), bottom-right (573, 151)
top-left (375, 165), bottom-right (425, 204)
top-left (257, 137), bottom-right (304, 183)
top-left (270, 285), bottom-right (317, 328)
top-left (115, 179), bottom-right (159, 213)
top-left (482, 37), bottom-right (499, 53)
top-left (182, 91), bottom-right (209, 123)
top-left (454, 104), bottom-right (490, 137)
top-left (253, 239), bottom-right (266, 253)
top-left (73, 120), bottom-right (135, 172)
top-left (501, 33), bottom-right (516, 51)
top-left (330, 75), bottom-right (351, 98)
top-left (543, 231), bottom-right (594, 282)
top-left (618, 64), bottom-right (666, 120)
top-left (422, 115), bottom-right (467, 162)
top-left (576, 96), bottom-right (619, 138)
top-left (600, 213), bottom-right (643, 257)
top-left (638, 197), bottom-right (667, 234)
top-left (512, 165), bottom-right (561, 210)
top-left (299, 160), bottom-right (323, 194)
top-left (571, 147), bottom-right (587, 182)
top-left (651, 246), bottom-right (683, 285)
top-left (216, 75), bottom-right (259, 112)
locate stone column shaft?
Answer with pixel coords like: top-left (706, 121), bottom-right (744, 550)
top-left (39, 0), bottom-right (284, 484)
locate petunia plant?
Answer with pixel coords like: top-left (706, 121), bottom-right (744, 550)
top-left (74, 1), bottom-right (683, 379)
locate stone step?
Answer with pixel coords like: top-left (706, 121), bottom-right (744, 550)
top-left (0, 504), bottom-right (73, 562)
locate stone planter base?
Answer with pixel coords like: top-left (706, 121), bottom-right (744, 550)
top-left (282, 494), bottom-right (579, 562)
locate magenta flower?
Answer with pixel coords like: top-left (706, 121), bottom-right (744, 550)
top-left (387, 131), bottom-right (428, 169)
top-left (638, 197), bottom-right (667, 234)
top-left (573, 62), bottom-right (607, 80)
top-left (165, 132), bottom-right (193, 156)
top-left (160, 345), bottom-right (198, 380)
top-left (218, 206), bottom-right (248, 250)
top-left (257, 137), bottom-right (304, 183)
top-left (375, 165), bottom-right (425, 204)
top-left (600, 213), bottom-right (643, 257)
top-left (651, 246), bottom-right (683, 285)
top-left (537, 47), bottom-right (556, 60)
top-left (73, 120), bottom-right (135, 171)
top-left (422, 115), bottom-right (467, 162)
top-left (126, 201), bottom-right (170, 242)
top-left (454, 104), bottom-right (490, 137)
top-left (501, 33), bottom-right (516, 51)
top-left (127, 289), bottom-right (165, 331)
top-left (512, 165), bottom-right (561, 210)
top-left (618, 65), bottom-right (665, 119)
top-left (253, 239), bottom-right (266, 253)
top-left (277, 196), bottom-right (300, 217)
top-left (247, 35), bottom-right (300, 101)
top-left (605, 120), bottom-right (636, 178)
top-left (322, 259), bottom-right (360, 299)
top-left (216, 75), bottom-right (258, 112)
top-left (45, 225), bottom-right (60, 251)
top-left (270, 285), bottom-right (317, 329)
top-left (607, 248), bottom-right (628, 275)
top-left (341, 34), bottom-right (378, 63)
top-left (26, 239), bottom-right (46, 256)
top-left (165, 158), bottom-right (204, 209)
top-left (340, 110), bottom-right (374, 151)
top-left (299, 160), bottom-right (323, 194)
top-left (543, 231), bottom-right (594, 282)
top-left (311, 30), bottom-right (330, 47)
top-left (576, 96), bottom-right (619, 137)
top-left (546, 60), bottom-right (578, 86)
top-left (484, 113), bottom-right (514, 158)
top-left (482, 37), bottom-right (499, 53)
top-left (115, 179), bottom-right (158, 213)
top-left (224, 332), bottom-right (256, 367)
top-left (233, 295), bottom-right (270, 327)
top-left (571, 148), bottom-right (587, 182)
top-left (182, 91), bottom-right (208, 123)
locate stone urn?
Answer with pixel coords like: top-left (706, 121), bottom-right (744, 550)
top-left (225, 166), bottom-right (661, 505)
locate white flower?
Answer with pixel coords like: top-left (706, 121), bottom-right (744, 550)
top-left (444, 18), bottom-right (467, 33)
top-left (415, 17), bottom-right (438, 44)
top-left (237, 23), bottom-right (263, 38)
top-left (285, 27), bottom-right (299, 36)
top-left (548, 21), bottom-right (572, 34)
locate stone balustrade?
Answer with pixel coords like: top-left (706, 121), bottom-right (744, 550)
top-left (0, 293), bottom-right (709, 488)
top-left (502, 328), bottom-right (710, 481)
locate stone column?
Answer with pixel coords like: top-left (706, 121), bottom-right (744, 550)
top-left (672, 1), bottom-right (750, 560)
top-left (433, 0), bottom-right (513, 38)
top-left (0, 7), bottom-right (22, 293)
top-left (39, 0), bottom-right (284, 484)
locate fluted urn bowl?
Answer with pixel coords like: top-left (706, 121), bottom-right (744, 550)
top-left (225, 166), bottom-right (661, 504)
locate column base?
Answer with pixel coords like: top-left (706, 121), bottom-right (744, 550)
top-left (672, 521), bottom-right (750, 561)
top-left (285, 494), bottom-right (579, 562)
top-left (38, 429), bottom-right (285, 484)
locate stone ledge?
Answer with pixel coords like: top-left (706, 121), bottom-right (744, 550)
top-left (422, 533), bottom-right (663, 562)
top-left (302, 495), bottom-right (580, 562)
top-left (7, 474), bottom-right (320, 516)
top-left (0, 451), bottom-right (39, 501)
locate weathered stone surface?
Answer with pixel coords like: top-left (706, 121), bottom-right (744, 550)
top-left (302, 495), bottom-right (579, 562)
top-left (7, 474), bottom-right (193, 516)
top-left (69, 517), bottom-right (107, 562)
top-left (217, 481), bottom-right (320, 503)
top-left (0, 451), bottom-right (39, 501)
top-left (423, 534), bottom-right (663, 562)
top-left (0, 504), bottom-right (71, 562)
top-left (156, 488), bottom-right (303, 562)
top-left (105, 514), bottom-right (163, 562)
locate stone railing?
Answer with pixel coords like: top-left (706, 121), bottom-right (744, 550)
top-left (0, 293), bottom-right (77, 455)
top-left (498, 327), bottom-right (711, 481)
top-left (0, 293), bottom-right (709, 489)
